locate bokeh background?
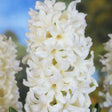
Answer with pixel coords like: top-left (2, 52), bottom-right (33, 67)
top-left (0, 0), bottom-right (112, 111)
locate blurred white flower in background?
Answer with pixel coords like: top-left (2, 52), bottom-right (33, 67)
top-left (100, 34), bottom-right (112, 111)
top-left (0, 35), bottom-right (22, 112)
top-left (24, 0), bottom-right (98, 112)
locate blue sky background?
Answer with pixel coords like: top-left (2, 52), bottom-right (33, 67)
top-left (0, 0), bottom-right (43, 45)
top-left (0, 0), bottom-right (99, 80)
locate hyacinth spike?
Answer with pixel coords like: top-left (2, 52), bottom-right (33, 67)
top-left (0, 35), bottom-right (22, 112)
top-left (100, 34), bottom-right (112, 112)
top-left (24, 0), bottom-right (97, 111)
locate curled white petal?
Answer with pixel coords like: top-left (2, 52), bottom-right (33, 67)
top-left (54, 2), bottom-right (66, 11)
top-left (68, 0), bottom-right (81, 12)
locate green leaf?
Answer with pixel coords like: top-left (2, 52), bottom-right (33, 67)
top-left (95, 103), bottom-right (101, 112)
top-left (89, 104), bottom-right (102, 112)
top-left (9, 107), bottom-right (17, 112)
top-left (89, 104), bottom-right (93, 112)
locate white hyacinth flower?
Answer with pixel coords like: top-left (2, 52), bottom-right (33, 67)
top-left (0, 35), bottom-right (22, 112)
top-left (100, 34), bottom-right (112, 111)
top-left (24, 0), bottom-right (97, 112)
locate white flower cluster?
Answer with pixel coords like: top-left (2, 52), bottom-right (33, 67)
top-left (24, 0), bottom-right (97, 112)
top-left (0, 35), bottom-right (22, 112)
top-left (100, 34), bottom-right (112, 112)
